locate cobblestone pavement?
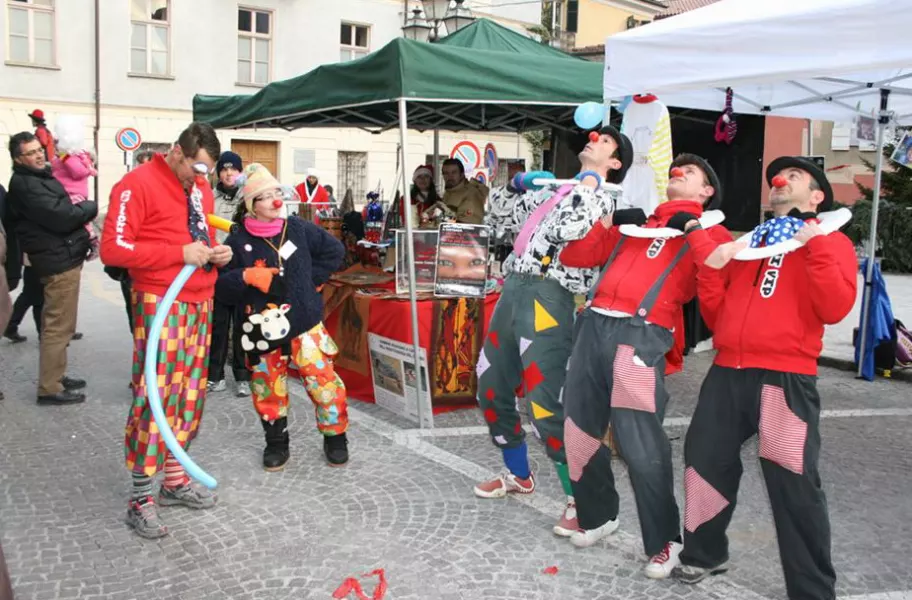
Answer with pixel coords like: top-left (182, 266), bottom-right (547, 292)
top-left (1, 262), bottom-right (911, 600)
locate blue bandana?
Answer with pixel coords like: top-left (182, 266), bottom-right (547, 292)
top-left (750, 216), bottom-right (804, 248)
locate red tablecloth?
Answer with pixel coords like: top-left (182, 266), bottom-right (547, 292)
top-left (324, 292), bottom-right (499, 411)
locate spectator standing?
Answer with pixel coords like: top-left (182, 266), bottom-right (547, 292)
top-left (208, 151), bottom-right (251, 395)
top-left (5, 132), bottom-right (96, 405)
top-left (441, 158), bottom-right (488, 225)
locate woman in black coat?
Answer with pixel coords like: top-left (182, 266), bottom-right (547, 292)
top-left (216, 164), bottom-right (348, 470)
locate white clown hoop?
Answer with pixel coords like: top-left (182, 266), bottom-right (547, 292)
top-left (618, 209), bottom-right (726, 239)
top-left (531, 178), bottom-right (624, 193)
top-left (732, 208), bottom-right (852, 261)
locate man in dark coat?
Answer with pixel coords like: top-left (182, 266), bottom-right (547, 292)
top-left (6, 131), bottom-right (97, 405)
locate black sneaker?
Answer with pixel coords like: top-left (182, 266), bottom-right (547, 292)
top-left (61, 376), bottom-right (87, 390)
top-left (323, 433), bottom-right (349, 466)
top-left (37, 390), bottom-right (86, 405)
top-left (3, 330), bottom-right (26, 343)
top-left (126, 497), bottom-right (168, 539)
top-left (672, 562), bottom-right (729, 584)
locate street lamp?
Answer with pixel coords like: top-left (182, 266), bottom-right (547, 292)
top-left (402, 7), bottom-right (433, 42)
top-left (442, 0), bottom-right (475, 34)
top-left (421, 0), bottom-right (452, 41)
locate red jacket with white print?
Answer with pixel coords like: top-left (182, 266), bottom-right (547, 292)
top-left (560, 200), bottom-right (732, 374)
top-left (100, 154), bottom-right (218, 303)
top-left (692, 225), bottom-right (857, 376)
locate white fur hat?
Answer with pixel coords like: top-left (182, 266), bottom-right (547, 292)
top-left (55, 115), bottom-right (86, 155)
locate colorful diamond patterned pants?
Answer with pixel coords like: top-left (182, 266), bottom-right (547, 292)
top-left (249, 322), bottom-right (348, 436)
top-left (125, 292), bottom-right (211, 477)
top-left (681, 365), bottom-right (835, 600)
top-left (476, 274), bottom-right (575, 464)
top-left (563, 309), bottom-right (679, 557)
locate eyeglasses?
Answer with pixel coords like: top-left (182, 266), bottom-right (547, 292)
top-left (192, 162), bottom-right (214, 176)
top-left (255, 190), bottom-right (283, 202)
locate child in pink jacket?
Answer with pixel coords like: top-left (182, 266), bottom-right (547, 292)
top-left (52, 150), bottom-right (99, 260)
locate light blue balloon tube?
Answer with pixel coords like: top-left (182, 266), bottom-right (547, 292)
top-left (143, 264), bottom-right (218, 490)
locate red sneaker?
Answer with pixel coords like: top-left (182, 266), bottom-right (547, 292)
top-left (473, 471), bottom-right (535, 499)
top-left (552, 499), bottom-right (577, 537)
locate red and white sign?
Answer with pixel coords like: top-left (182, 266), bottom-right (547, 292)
top-left (450, 141), bottom-right (481, 171)
top-left (115, 127), bottom-right (142, 152)
top-left (484, 143), bottom-right (498, 180)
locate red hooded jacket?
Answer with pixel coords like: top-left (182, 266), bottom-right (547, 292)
top-left (294, 182), bottom-right (329, 205)
top-left (691, 225), bottom-right (857, 375)
top-left (101, 154), bottom-right (217, 303)
top-left (561, 200), bottom-right (732, 373)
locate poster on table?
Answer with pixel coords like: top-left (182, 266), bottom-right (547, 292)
top-left (434, 223), bottom-right (489, 298)
top-left (891, 132), bottom-right (912, 169)
top-left (395, 229), bottom-right (439, 295)
top-left (368, 333), bottom-right (434, 428)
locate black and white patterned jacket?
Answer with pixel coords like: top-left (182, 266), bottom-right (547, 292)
top-left (484, 183), bottom-right (619, 295)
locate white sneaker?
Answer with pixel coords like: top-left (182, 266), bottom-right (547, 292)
top-left (644, 541), bottom-right (683, 579)
top-left (570, 518), bottom-right (620, 548)
top-left (207, 379), bottom-right (226, 393)
top-left (236, 381), bottom-right (251, 397)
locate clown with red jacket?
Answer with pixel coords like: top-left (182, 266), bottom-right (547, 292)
top-left (558, 154), bottom-right (731, 579)
top-left (672, 156), bottom-right (856, 600)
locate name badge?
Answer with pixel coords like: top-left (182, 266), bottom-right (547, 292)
top-left (279, 241), bottom-right (297, 260)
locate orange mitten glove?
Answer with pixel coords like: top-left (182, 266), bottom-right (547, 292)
top-left (243, 267), bottom-right (280, 294)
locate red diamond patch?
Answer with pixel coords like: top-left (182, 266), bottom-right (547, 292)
top-left (546, 436), bottom-right (563, 452)
top-left (486, 388), bottom-right (495, 401)
top-left (488, 331), bottom-right (500, 350)
top-left (484, 408), bottom-right (498, 423)
top-left (523, 362), bottom-right (545, 393)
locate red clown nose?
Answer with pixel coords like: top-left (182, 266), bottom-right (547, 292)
top-left (772, 175), bottom-right (788, 188)
top-left (669, 167), bottom-right (685, 179)
top-left (588, 131), bottom-right (600, 143)
top-left (272, 199), bottom-right (283, 209)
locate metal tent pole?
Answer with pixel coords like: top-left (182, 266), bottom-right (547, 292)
top-left (856, 88), bottom-right (891, 378)
top-left (433, 129), bottom-right (440, 192)
top-left (398, 97), bottom-right (430, 427)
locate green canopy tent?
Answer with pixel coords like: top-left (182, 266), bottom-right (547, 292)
top-left (192, 20), bottom-right (603, 426)
top-left (192, 21), bottom-right (602, 133)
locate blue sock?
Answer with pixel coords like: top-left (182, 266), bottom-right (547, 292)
top-left (502, 443), bottom-right (531, 479)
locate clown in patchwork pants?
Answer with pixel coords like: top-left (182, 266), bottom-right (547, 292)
top-left (249, 322), bottom-right (350, 470)
top-left (474, 274), bottom-right (579, 535)
top-left (676, 367), bottom-right (836, 598)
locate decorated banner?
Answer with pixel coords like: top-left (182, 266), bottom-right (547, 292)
top-left (395, 229), bottom-right (439, 295)
top-left (368, 333), bottom-right (434, 428)
top-left (434, 223), bottom-right (490, 298)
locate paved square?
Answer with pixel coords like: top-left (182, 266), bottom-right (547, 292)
top-left (1, 262), bottom-right (911, 599)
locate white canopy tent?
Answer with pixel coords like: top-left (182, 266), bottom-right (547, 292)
top-left (602, 0), bottom-right (912, 377)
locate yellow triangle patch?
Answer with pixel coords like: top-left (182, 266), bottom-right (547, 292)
top-left (534, 300), bottom-right (559, 332)
top-left (531, 402), bottom-right (554, 421)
